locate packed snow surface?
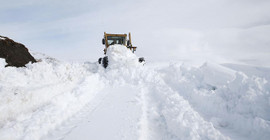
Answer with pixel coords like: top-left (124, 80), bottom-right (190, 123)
top-left (0, 45), bottom-right (269, 140)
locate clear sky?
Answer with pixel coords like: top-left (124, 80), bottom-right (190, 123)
top-left (1, 0), bottom-right (270, 66)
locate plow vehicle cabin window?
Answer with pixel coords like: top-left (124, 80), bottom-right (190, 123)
top-left (107, 36), bottom-right (125, 45)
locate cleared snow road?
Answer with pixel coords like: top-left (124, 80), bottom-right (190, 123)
top-left (59, 85), bottom-right (141, 140)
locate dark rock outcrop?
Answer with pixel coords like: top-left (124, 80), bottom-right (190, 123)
top-left (0, 35), bottom-right (36, 67)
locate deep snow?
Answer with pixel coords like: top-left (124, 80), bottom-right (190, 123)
top-left (0, 45), bottom-right (269, 140)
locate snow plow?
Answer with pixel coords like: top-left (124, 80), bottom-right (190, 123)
top-left (98, 32), bottom-right (145, 68)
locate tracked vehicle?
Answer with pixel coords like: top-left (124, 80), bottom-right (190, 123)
top-left (98, 32), bottom-right (145, 68)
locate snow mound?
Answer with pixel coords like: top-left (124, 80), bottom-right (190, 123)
top-left (106, 45), bottom-right (142, 68)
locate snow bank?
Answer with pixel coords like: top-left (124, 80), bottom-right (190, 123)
top-left (159, 63), bottom-right (270, 140)
top-left (0, 55), bottom-right (105, 140)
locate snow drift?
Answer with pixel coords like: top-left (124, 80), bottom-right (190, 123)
top-left (0, 46), bottom-right (269, 140)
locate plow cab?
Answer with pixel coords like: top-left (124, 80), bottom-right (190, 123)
top-left (102, 32), bottom-right (137, 54)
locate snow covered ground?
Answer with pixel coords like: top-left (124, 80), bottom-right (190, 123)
top-left (0, 45), bottom-right (269, 140)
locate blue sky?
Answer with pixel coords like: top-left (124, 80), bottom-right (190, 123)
top-left (1, 0), bottom-right (270, 66)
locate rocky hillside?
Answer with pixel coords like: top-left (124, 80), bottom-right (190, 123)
top-left (0, 36), bottom-right (36, 67)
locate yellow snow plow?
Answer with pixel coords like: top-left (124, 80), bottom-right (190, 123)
top-left (98, 32), bottom-right (145, 68)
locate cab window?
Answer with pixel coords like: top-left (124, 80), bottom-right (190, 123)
top-left (107, 36), bottom-right (125, 45)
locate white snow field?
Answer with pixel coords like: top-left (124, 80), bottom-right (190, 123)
top-left (0, 45), bottom-right (270, 140)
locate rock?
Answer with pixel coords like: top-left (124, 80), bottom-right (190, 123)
top-left (0, 35), bottom-right (37, 67)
